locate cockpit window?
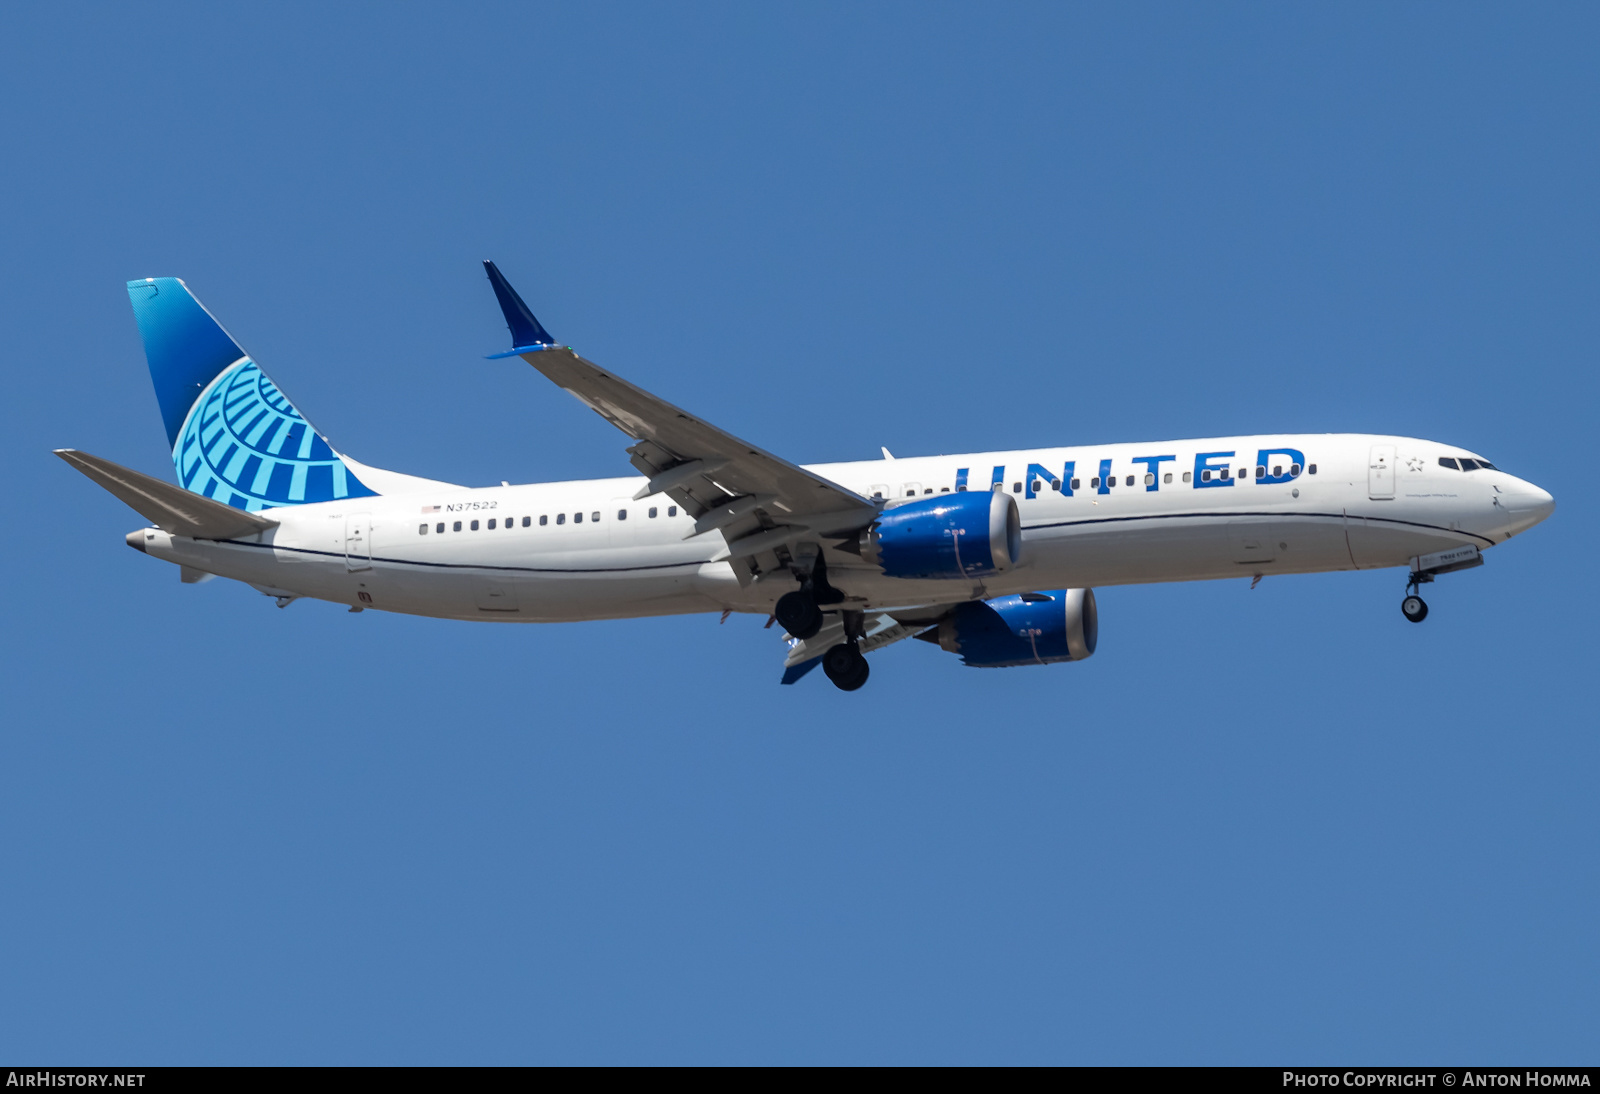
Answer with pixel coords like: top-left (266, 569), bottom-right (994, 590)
top-left (1477, 459), bottom-right (1497, 470)
top-left (1439, 457), bottom-right (1460, 470)
top-left (1459, 458), bottom-right (1480, 471)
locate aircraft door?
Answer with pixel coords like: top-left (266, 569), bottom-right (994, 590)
top-left (1368, 445), bottom-right (1396, 500)
top-left (345, 513), bottom-right (372, 572)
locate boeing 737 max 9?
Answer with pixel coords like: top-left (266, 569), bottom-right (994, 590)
top-left (58, 264), bottom-right (1556, 690)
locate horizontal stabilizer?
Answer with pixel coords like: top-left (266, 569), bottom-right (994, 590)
top-left (55, 449), bottom-right (278, 539)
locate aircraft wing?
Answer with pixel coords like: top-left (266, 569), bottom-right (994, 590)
top-left (484, 262), bottom-right (879, 579)
top-left (56, 449), bottom-right (278, 539)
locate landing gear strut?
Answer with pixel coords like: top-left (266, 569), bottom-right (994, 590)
top-left (773, 552), bottom-right (844, 641)
top-left (821, 610), bottom-right (870, 691)
top-left (1401, 571), bottom-right (1432, 623)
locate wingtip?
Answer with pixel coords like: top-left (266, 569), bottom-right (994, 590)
top-left (482, 259), bottom-right (556, 350)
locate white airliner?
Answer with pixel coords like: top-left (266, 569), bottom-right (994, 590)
top-left (59, 263), bottom-right (1556, 690)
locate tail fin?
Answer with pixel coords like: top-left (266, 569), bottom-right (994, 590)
top-left (127, 277), bottom-right (376, 511)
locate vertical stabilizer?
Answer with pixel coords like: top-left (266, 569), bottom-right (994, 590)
top-left (126, 278), bottom-right (376, 511)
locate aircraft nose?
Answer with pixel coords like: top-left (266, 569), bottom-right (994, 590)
top-left (1504, 482), bottom-right (1556, 526)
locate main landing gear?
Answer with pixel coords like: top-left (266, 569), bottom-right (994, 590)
top-left (1401, 571), bottom-right (1432, 623)
top-left (775, 590), bottom-right (823, 640)
top-left (773, 552), bottom-right (844, 641)
top-left (776, 555), bottom-right (868, 690)
top-left (822, 641), bottom-right (870, 691)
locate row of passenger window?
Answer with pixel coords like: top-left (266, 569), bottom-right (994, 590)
top-left (419, 505), bottom-right (680, 534)
top-left (1440, 457), bottom-right (1497, 471)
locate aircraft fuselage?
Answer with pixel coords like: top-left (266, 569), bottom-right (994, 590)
top-left (128, 432), bottom-right (1555, 622)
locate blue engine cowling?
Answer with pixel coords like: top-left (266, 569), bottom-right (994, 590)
top-left (929, 589), bottom-right (1098, 667)
top-left (861, 489), bottom-right (1020, 579)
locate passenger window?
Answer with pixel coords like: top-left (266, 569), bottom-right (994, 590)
top-left (906, 489), bottom-right (916, 497)
top-left (1256, 466), bottom-right (1266, 478)
top-left (1013, 482), bottom-right (1022, 493)
top-left (618, 509), bottom-right (627, 520)
top-left (436, 522), bottom-right (445, 533)
top-left (873, 491), bottom-right (884, 500)
top-left (522, 516), bottom-right (530, 527)
top-left (1144, 473), bottom-right (1154, 486)
top-left (1290, 464), bottom-right (1301, 476)
top-left (668, 506), bottom-right (678, 517)
top-left (540, 515), bottom-right (548, 526)
top-left (1201, 470), bottom-right (1211, 482)
top-left (1182, 471), bottom-right (1192, 483)
top-left (471, 520), bottom-right (479, 530)
top-left (592, 511), bottom-right (600, 521)
top-left (418, 524), bottom-right (428, 535)
top-left (1125, 475), bottom-right (1134, 487)
top-left (453, 521), bottom-right (462, 531)
top-left (1439, 457), bottom-right (1459, 470)
top-left (574, 512), bottom-right (583, 523)
top-left (557, 514), bottom-right (565, 525)
top-left (1308, 464), bottom-right (1317, 475)
top-left (1163, 472), bottom-right (1173, 484)
top-left (488, 518), bottom-right (496, 529)
top-left (1090, 477), bottom-right (1100, 488)
top-left (649, 507), bottom-right (658, 518)
top-left (1051, 480), bottom-right (1062, 491)
top-left (940, 487), bottom-right (950, 493)
top-left (1031, 480), bottom-right (1042, 493)
top-left (1220, 469), bottom-right (1231, 480)
top-left (1272, 465), bottom-right (1282, 477)
top-left (924, 488), bottom-right (933, 495)
top-left (1070, 478), bottom-right (1081, 490)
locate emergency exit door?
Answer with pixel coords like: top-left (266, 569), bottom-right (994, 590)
top-left (1368, 445), bottom-right (1395, 500)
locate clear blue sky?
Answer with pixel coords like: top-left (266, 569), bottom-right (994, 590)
top-left (2, 3), bottom-right (1595, 1064)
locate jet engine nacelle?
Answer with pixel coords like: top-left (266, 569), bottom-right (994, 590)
top-left (930, 588), bottom-right (1098, 667)
top-left (861, 489), bottom-right (1020, 579)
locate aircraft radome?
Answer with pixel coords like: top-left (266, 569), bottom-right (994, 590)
top-left (58, 263), bottom-right (1556, 690)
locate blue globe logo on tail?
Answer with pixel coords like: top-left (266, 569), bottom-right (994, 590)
top-left (128, 277), bottom-right (375, 512)
top-left (175, 357), bottom-right (374, 510)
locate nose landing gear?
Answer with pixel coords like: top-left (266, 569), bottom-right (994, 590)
top-left (1401, 570), bottom-right (1433, 623)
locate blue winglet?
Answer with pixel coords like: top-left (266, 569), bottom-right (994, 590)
top-left (780, 658), bottom-right (822, 685)
top-left (483, 260), bottom-right (555, 352)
